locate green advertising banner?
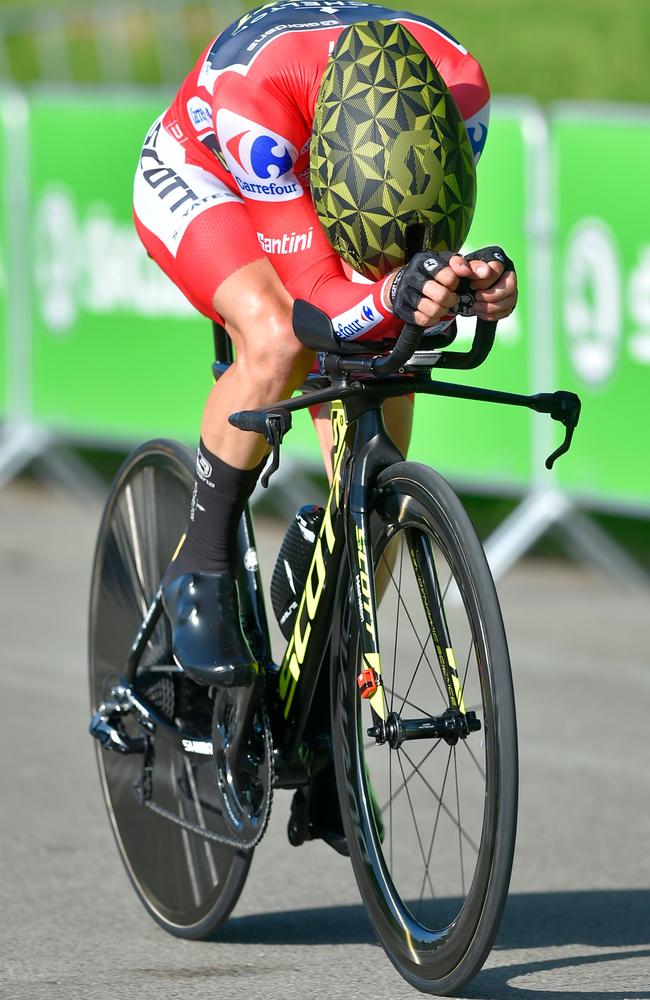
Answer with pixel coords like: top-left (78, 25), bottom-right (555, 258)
top-left (0, 88), bottom-right (645, 518)
top-left (0, 100), bottom-right (7, 419)
top-left (29, 93), bottom-right (210, 444)
top-left (286, 106), bottom-right (539, 489)
top-left (551, 106), bottom-right (650, 511)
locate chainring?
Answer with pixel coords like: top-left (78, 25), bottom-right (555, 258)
top-left (211, 688), bottom-right (273, 844)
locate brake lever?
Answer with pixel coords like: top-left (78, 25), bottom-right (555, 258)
top-left (260, 412), bottom-right (292, 488)
top-left (530, 391), bottom-right (582, 469)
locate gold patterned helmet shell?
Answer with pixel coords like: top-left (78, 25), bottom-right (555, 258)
top-left (311, 19), bottom-right (477, 280)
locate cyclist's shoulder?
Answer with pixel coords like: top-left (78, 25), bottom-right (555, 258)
top-left (195, 3), bottom-right (471, 90)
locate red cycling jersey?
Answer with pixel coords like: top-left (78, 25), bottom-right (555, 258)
top-left (133, 1), bottom-right (490, 340)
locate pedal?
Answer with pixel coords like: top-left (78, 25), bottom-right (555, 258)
top-left (89, 709), bottom-right (146, 754)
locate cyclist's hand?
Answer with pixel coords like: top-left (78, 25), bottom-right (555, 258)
top-left (387, 251), bottom-right (473, 327)
top-left (465, 246), bottom-right (518, 322)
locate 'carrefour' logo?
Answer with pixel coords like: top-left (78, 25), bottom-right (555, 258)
top-left (464, 102), bottom-right (490, 163)
top-left (333, 294), bottom-right (382, 341)
top-left (216, 109), bottom-right (302, 202)
top-left (250, 135), bottom-right (293, 179)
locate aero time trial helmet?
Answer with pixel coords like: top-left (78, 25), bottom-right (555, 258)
top-left (310, 19), bottom-right (477, 281)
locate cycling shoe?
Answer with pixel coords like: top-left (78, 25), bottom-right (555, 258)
top-left (162, 571), bottom-right (258, 688)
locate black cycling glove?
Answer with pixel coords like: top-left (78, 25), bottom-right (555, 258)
top-left (464, 245), bottom-right (515, 274)
top-left (389, 246), bottom-right (516, 323)
top-left (389, 250), bottom-right (456, 325)
top-left (453, 246), bottom-right (516, 317)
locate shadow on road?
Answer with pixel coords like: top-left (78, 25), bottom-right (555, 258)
top-left (219, 889), bottom-right (650, 998)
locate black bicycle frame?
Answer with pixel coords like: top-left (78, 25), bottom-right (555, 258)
top-left (122, 318), bottom-right (579, 781)
top-left (266, 395), bottom-right (404, 767)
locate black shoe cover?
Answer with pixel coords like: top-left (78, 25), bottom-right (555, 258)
top-left (162, 572), bottom-right (257, 688)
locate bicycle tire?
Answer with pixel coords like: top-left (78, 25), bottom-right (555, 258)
top-left (331, 461), bottom-right (517, 995)
top-left (88, 438), bottom-right (252, 938)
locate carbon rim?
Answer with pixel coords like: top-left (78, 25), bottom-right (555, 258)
top-left (89, 441), bottom-right (251, 934)
top-left (335, 469), bottom-right (516, 988)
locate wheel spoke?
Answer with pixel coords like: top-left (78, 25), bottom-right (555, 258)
top-left (402, 746), bottom-right (480, 855)
top-left (114, 500), bottom-right (150, 616)
top-left (461, 636), bottom-right (475, 693)
top-left (453, 747), bottom-right (465, 896)
top-left (440, 569), bottom-right (454, 604)
top-left (171, 757), bottom-right (202, 908)
top-left (383, 554), bottom-right (442, 692)
top-left (396, 752), bottom-right (436, 899)
top-left (460, 737), bottom-right (486, 780)
top-left (383, 686), bottom-right (437, 720)
top-left (124, 482), bottom-right (148, 615)
top-left (418, 743), bottom-right (453, 907)
top-left (385, 554), bottom-right (448, 711)
top-left (379, 740), bottom-right (440, 815)
top-left (389, 732), bottom-right (393, 872)
top-left (397, 633), bottom-right (436, 716)
top-left (181, 757), bottom-right (219, 887)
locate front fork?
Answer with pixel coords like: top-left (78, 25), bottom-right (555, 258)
top-left (344, 413), bottom-right (477, 745)
top-left (405, 529), bottom-right (467, 715)
top-left (344, 407), bottom-right (402, 727)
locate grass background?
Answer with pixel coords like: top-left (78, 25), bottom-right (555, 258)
top-left (243, 0), bottom-right (650, 103)
top-left (1, 0), bottom-right (649, 102)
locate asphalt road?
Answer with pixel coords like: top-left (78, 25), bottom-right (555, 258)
top-left (1, 479), bottom-right (649, 1000)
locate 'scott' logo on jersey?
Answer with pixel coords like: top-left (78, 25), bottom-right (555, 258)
top-left (216, 110), bottom-right (302, 202)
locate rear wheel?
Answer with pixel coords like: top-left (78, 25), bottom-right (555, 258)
top-left (88, 439), bottom-right (251, 938)
top-left (332, 462), bottom-right (517, 995)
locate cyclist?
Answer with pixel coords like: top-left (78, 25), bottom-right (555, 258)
top-left (133, 1), bottom-right (518, 688)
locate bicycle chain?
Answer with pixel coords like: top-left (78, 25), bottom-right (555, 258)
top-left (134, 705), bottom-right (274, 852)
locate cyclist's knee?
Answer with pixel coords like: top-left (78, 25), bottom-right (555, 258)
top-left (214, 259), bottom-right (314, 391)
top-left (228, 306), bottom-right (312, 389)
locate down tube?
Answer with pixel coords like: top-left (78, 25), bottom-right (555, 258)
top-left (273, 402), bottom-right (349, 761)
top-left (347, 505), bottom-right (389, 723)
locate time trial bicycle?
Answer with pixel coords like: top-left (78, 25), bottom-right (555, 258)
top-left (89, 296), bottom-right (580, 995)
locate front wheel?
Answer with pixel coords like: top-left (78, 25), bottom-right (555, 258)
top-left (332, 462), bottom-right (518, 995)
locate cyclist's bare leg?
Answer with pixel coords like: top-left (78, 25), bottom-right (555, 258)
top-left (204, 258), bottom-right (314, 468)
top-left (163, 258), bottom-right (316, 682)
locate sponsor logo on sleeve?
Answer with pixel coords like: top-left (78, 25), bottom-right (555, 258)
top-left (186, 97), bottom-right (213, 133)
top-left (216, 109), bottom-right (302, 202)
top-left (332, 294), bottom-right (383, 341)
top-left (464, 102), bottom-right (490, 162)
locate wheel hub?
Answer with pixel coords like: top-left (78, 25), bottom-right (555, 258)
top-left (368, 708), bottom-right (481, 749)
